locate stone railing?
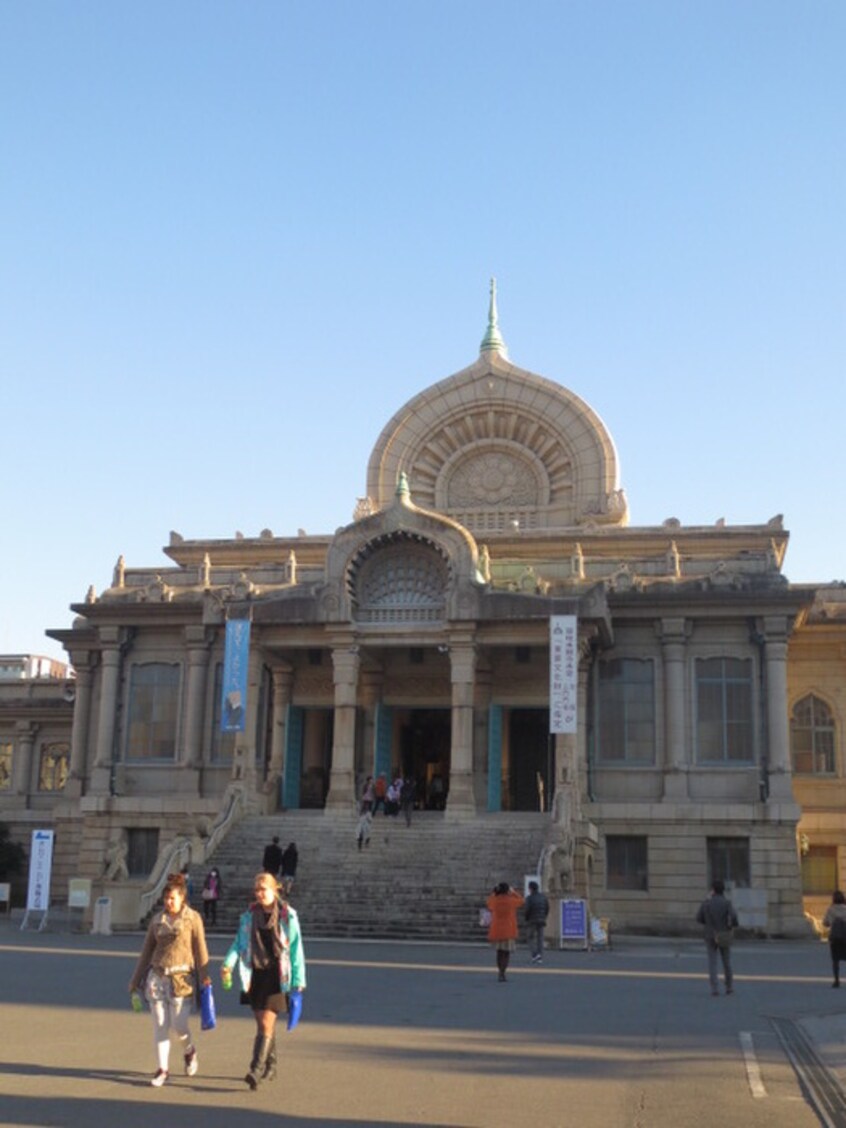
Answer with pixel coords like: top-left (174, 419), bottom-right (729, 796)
top-left (138, 783), bottom-right (247, 920)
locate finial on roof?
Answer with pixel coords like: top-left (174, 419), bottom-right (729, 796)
top-left (396, 470), bottom-right (410, 499)
top-left (480, 276), bottom-right (508, 357)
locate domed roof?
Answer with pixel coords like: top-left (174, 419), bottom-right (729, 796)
top-left (365, 284), bottom-right (627, 534)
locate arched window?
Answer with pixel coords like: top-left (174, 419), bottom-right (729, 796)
top-left (791, 694), bottom-right (835, 775)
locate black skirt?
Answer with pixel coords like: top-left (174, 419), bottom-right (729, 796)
top-left (244, 964), bottom-right (283, 1010)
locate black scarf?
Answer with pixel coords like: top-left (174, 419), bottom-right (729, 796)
top-left (250, 899), bottom-right (286, 970)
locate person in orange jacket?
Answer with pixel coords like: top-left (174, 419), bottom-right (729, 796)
top-left (486, 882), bottom-right (525, 982)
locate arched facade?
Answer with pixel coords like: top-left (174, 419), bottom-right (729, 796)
top-left (1, 291), bottom-right (829, 939)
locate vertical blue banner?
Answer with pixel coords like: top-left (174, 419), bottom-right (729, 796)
top-left (221, 619), bottom-right (250, 732)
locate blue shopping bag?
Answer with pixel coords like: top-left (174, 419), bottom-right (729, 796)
top-left (200, 982), bottom-right (217, 1031)
top-left (286, 990), bottom-right (303, 1032)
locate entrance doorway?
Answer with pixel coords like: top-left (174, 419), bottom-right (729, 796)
top-left (504, 708), bottom-right (552, 812)
top-left (398, 708), bottom-right (450, 809)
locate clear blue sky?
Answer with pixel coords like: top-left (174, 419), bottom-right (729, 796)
top-left (2, 1), bottom-right (844, 660)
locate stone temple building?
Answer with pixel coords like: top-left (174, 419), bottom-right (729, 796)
top-left (1, 286), bottom-right (841, 937)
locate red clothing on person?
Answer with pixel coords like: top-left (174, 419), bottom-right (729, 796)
top-left (485, 889), bottom-right (525, 942)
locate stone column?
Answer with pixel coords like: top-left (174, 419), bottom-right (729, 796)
top-left (92, 628), bottom-right (124, 783)
top-left (761, 616), bottom-right (793, 801)
top-left (473, 660), bottom-right (492, 810)
top-left (446, 637), bottom-right (476, 818)
top-left (325, 644), bottom-right (360, 811)
top-left (658, 617), bottom-right (689, 800)
top-left (183, 627), bottom-right (210, 768)
top-left (234, 641), bottom-right (264, 789)
top-left (13, 721), bottom-right (37, 797)
top-left (359, 667), bottom-right (384, 783)
top-left (268, 664), bottom-right (294, 785)
top-left (66, 656), bottom-right (95, 796)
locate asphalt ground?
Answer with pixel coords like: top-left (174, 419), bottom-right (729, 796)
top-left (2, 921), bottom-right (846, 1128)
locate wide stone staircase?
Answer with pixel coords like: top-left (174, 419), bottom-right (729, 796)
top-left (192, 810), bottom-right (549, 943)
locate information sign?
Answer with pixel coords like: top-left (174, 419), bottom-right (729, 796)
top-left (559, 897), bottom-right (588, 950)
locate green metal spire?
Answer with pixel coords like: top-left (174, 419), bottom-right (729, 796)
top-left (479, 276), bottom-right (507, 356)
top-left (396, 470), bottom-right (410, 499)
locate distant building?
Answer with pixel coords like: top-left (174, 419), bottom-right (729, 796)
top-left (0, 287), bottom-right (842, 935)
top-left (0, 654), bottom-right (70, 681)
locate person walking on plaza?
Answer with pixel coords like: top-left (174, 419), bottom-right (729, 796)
top-left (486, 882), bottom-right (525, 982)
top-left (524, 880), bottom-right (549, 964)
top-left (201, 866), bottom-right (222, 927)
top-left (696, 879), bottom-right (738, 996)
top-left (128, 871), bottom-right (210, 1087)
top-left (281, 841), bottom-right (298, 895)
top-left (823, 890), bottom-right (846, 987)
top-left (262, 835), bottom-right (283, 877)
top-left (221, 871), bottom-right (307, 1090)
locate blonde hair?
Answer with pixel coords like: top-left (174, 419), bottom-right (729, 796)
top-left (254, 871), bottom-right (280, 894)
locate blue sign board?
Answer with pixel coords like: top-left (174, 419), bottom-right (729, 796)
top-left (559, 897), bottom-right (588, 949)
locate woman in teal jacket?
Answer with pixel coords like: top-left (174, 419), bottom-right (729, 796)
top-left (221, 871), bottom-right (306, 1089)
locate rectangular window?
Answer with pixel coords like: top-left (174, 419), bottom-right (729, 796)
top-left (127, 828), bottom-right (159, 878)
top-left (0, 742), bottom-right (12, 790)
top-left (597, 659), bottom-right (655, 765)
top-left (210, 663), bottom-right (236, 763)
top-left (802, 846), bottom-right (838, 895)
top-left (38, 742), bottom-right (69, 791)
top-left (606, 835), bottom-right (648, 891)
top-left (126, 663), bottom-right (180, 760)
top-left (707, 837), bottom-right (750, 889)
top-left (696, 658), bottom-right (753, 763)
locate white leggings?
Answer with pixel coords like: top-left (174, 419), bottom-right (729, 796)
top-left (146, 972), bottom-right (194, 1072)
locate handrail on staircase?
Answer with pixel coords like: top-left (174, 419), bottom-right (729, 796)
top-left (138, 783), bottom-right (247, 920)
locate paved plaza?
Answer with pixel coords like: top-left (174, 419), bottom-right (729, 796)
top-left (2, 922), bottom-right (846, 1127)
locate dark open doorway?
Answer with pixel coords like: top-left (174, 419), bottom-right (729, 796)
top-left (398, 708), bottom-right (450, 809)
top-left (506, 708), bottom-right (552, 812)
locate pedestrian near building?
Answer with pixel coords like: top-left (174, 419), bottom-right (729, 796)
top-left (356, 809), bottom-right (373, 850)
top-left (128, 871), bottom-right (210, 1087)
top-left (401, 775), bottom-right (416, 826)
top-left (823, 890), bottom-right (846, 987)
top-left (372, 773), bottom-right (388, 815)
top-left (486, 882), bottom-right (525, 982)
top-left (524, 880), bottom-right (550, 964)
top-left (696, 879), bottom-right (739, 996)
top-left (360, 775), bottom-right (375, 813)
top-left (262, 836), bottom-right (283, 877)
top-left (201, 867), bottom-right (222, 927)
top-left (221, 871), bottom-right (307, 1090)
top-left (281, 841), bottom-right (298, 895)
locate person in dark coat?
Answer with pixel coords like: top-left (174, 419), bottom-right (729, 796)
top-left (280, 842), bottom-right (298, 895)
top-left (524, 880), bottom-right (550, 964)
top-left (696, 879), bottom-right (739, 996)
top-left (823, 890), bottom-right (846, 987)
top-left (262, 836), bottom-right (283, 877)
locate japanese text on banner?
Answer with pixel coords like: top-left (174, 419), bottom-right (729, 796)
top-left (549, 615), bottom-right (578, 734)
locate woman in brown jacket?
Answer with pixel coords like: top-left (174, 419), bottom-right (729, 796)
top-left (486, 882), bottom-right (525, 982)
top-left (129, 872), bottom-right (210, 1086)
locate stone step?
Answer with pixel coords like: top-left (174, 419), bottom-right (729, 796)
top-left (190, 810), bottom-right (549, 943)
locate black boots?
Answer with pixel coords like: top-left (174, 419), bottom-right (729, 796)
top-left (262, 1037), bottom-right (277, 1081)
top-left (245, 1035), bottom-right (272, 1090)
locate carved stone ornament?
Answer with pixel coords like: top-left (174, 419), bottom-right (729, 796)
top-left (447, 451), bottom-right (539, 509)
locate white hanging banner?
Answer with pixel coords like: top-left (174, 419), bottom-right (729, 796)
top-left (549, 615), bottom-right (578, 734)
top-left (26, 829), bottom-right (55, 912)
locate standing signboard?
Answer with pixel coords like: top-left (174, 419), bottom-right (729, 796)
top-left (559, 897), bottom-right (589, 950)
top-left (21, 829), bottom-right (54, 931)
